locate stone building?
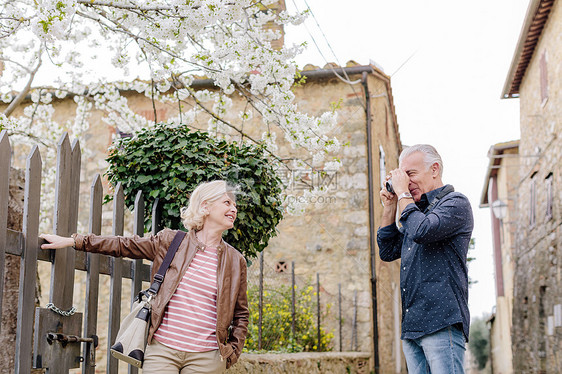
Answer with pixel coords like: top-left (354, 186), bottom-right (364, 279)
top-left (2, 62), bottom-right (407, 373)
top-left (258, 63), bottom-right (407, 373)
top-left (492, 0), bottom-right (561, 372)
top-left (480, 140), bottom-right (519, 374)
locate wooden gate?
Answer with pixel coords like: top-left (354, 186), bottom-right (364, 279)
top-left (0, 130), bottom-right (161, 373)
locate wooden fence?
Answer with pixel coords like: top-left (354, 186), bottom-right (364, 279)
top-left (0, 130), bottom-right (159, 373)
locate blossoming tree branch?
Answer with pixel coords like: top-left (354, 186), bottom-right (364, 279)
top-left (0, 0), bottom-right (342, 215)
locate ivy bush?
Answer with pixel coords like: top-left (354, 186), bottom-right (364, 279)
top-left (105, 123), bottom-right (284, 258)
top-left (244, 284), bottom-right (334, 352)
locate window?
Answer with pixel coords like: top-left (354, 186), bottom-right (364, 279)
top-left (379, 145), bottom-right (386, 189)
top-left (546, 173), bottom-right (553, 221)
top-left (530, 173), bottom-right (537, 227)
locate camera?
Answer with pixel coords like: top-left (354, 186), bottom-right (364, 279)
top-left (385, 180), bottom-right (395, 194)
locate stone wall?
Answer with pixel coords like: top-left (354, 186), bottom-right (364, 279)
top-left (511, 1), bottom-right (561, 372)
top-left (228, 352), bottom-right (371, 374)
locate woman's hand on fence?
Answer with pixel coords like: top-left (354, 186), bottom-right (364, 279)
top-left (39, 234), bottom-right (75, 249)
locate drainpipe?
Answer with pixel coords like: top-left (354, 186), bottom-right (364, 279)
top-left (490, 175), bottom-right (505, 297)
top-left (362, 71), bottom-right (380, 374)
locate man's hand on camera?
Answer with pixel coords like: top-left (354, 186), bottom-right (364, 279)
top-left (380, 187), bottom-right (397, 207)
top-left (389, 168), bottom-right (410, 196)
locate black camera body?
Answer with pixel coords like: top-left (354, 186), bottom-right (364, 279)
top-left (385, 180), bottom-right (395, 194)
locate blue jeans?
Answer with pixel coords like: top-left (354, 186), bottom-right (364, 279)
top-left (402, 325), bottom-right (466, 374)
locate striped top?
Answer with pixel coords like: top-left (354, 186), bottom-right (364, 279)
top-left (153, 246), bottom-right (219, 352)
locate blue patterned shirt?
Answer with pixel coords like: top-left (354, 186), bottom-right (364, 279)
top-left (376, 185), bottom-right (474, 341)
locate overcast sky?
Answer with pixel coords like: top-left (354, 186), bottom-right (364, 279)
top-left (284, 0), bottom-right (531, 319)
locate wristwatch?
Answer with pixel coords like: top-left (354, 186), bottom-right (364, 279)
top-left (398, 191), bottom-right (413, 202)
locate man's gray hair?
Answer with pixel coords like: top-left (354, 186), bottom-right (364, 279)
top-left (399, 144), bottom-right (443, 177)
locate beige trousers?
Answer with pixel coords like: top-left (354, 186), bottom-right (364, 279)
top-left (142, 339), bottom-right (226, 374)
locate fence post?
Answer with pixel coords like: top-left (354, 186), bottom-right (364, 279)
top-left (132, 191), bottom-right (145, 300)
top-left (68, 139), bottom-right (81, 252)
top-left (258, 251), bottom-right (264, 350)
top-left (83, 175), bottom-right (103, 374)
top-left (152, 198), bottom-right (163, 234)
top-left (291, 261), bottom-right (295, 342)
top-left (316, 272), bottom-right (320, 351)
top-left (0, 130), bottom-right (11, 325)
top-left (108, 183), bottom-right (124, 373)
top-left (129, 191), bottom-right (144, 374)
top-left (338, 283), bottom-right (342, 352)
top-left (50, 133), bottom-right (78, 309)
top-left (14, 146), bottom-right (42, 373)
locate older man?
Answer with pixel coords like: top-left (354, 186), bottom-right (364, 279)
top-left (377, 144), bottom-right (474, 374)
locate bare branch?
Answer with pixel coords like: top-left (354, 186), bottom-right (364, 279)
top-left (75, 9), bottom-right (219, 74)
top-left (150, 78), bottom-right (158, 123)
top-left (183, 87), bottom-right (282, 162)
top-left (5, 128), bottom-right (50, 147)
top-left (0, 56), bottom-right (33, 73)
top-left (3, 53), bottom-right (42, 117)
top-left (76, 0), bottom-right (235, 12)
top-left (26, 89), bottom-right (42, 126)
top-left (0, 16), bottom-right (28, 39)
top-left (77, 0), bottom-right (175, 11)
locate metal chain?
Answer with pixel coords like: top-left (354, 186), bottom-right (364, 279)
top-left (45, 302), bottom-right (77, 317)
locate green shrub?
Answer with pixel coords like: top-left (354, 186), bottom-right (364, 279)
top-left (468, 316), bottom-right (489, 370)
top-left (244, 284), bottom-right (334, 352)
top-left (105, 123), bottom-right (284, 258)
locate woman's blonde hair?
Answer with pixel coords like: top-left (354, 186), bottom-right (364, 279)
top-left (181, 180), bottom-right (237, 231)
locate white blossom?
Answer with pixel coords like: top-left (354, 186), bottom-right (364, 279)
top-left (2, 0), bottom-right (342, 216)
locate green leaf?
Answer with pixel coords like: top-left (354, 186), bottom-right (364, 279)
top-left (137, 175), bottom-right (153, 183)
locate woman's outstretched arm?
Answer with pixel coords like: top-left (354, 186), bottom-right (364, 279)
top-left (40, 234), bottom-right (74, 249)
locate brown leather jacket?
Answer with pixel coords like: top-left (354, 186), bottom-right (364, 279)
top-left (73, 228), bottom-right (249, 368)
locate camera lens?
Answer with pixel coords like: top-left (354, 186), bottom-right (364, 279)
top-left (385, 180), bottom-right (394, 194)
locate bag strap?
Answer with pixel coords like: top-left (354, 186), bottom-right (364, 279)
top-left (423, 184), bottom-right (455, 214)
top-left (147, 230), bottom-right (187, 295)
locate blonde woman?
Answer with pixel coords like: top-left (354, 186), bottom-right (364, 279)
top-left (41, 180), bottom-right (249, 373)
